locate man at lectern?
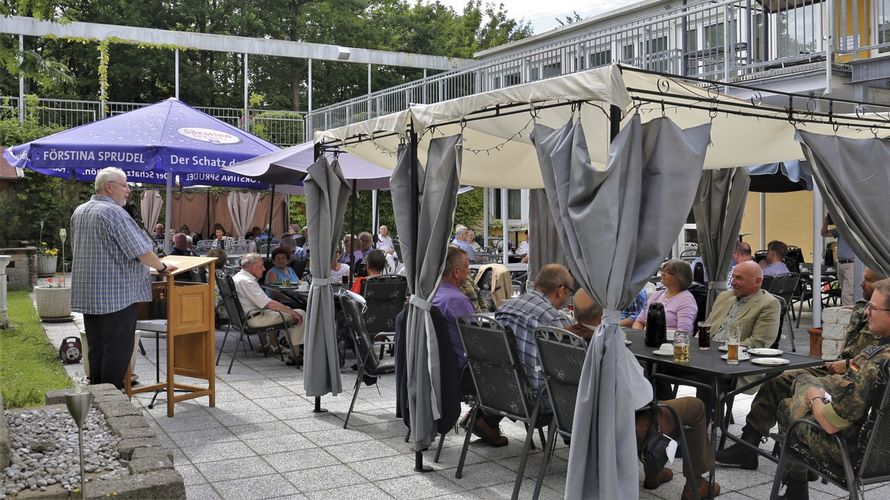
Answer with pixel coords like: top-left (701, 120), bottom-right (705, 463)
top-left (71, 167), bottom-right (177, 389)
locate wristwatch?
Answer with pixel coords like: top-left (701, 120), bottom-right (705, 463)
top-left (158, 263), bottom-right (168, 273)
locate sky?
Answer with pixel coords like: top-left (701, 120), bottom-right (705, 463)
top-left (431, 0), bottom-right (638, 34)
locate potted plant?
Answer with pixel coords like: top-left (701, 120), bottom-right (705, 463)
top-left (36, 242), bottom-right (59, 277)
top-left (35, 275), bottom-right (72, 321)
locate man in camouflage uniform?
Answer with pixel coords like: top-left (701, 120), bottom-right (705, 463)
top-left (732, 278), bottom-right (890, 500)
top-left (718, 268), bottom-right (885, 471)
top-left (459, 275), bottom-right (485, 313)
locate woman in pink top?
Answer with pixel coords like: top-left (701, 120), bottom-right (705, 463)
top-left (632, 259), bottom-right (698, 333)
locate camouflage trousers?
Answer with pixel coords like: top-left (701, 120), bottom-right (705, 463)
top-left (776, 374), bottom-right (845, 481)
top-left (745, 366), bottom-right (829, 437)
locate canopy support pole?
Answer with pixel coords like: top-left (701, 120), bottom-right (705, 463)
top-left (265, 186), bottom-right (275, 258)
top-left (500, 188), bottom-right (508, 264)
top-left (407, 127), bottom-right (431, 474)
top-left (164, 173), bottom-right (173, 254)
top-left (371, 190), bottom-right (378, 235)
top-left (349, 179), bottom-right (357, 288)
top-left (483, 188), bottom-right (489, 248)
top-left (310, 141), bottom-right (329, 414)
top-left (812, 186), bottom-right (823, 328)
top-left (759, 193), bottom-right (766, 250)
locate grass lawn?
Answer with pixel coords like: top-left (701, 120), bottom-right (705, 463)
top-left (0, 290), bottom-right (71, 408)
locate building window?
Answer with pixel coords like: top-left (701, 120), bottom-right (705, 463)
top-left (704, 22), bottom-right (724, 49)
top-left (589, 49), bottom-right (612, 68)
top-left (542, 62), bottom-right (562, 78)
top-left (622, 44), bottom-right (636, 63)
top-left (492, 189), bottom-right (522, 221)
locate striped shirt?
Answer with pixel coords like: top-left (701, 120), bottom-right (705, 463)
top-left (495, 290), bottom-right (570, 412)
top-left (70, 195), bottom-right (154, 315)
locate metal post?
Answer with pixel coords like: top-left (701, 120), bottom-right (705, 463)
top-left (422, 69), bottom-right (428, 104)
top-left (825, 0), bottom-right (833, 94)
top-left (307, 59), bottom-right (313, 135)
top-left (812, 185), bottom-right (823, 328)
top-left (174, 48), bottom-right (180, 100)
top-left (243, 53), bottom-right (249, 132)
top-left (500, 188), bottom-right (509, 264)
top-left (18, 34), bottom-right (24, 124)
top-left (371, 190), bottom-right (378, 234)
top-left (724, 5), bottom-right (731, 82)
top-left (367, 64), bottom-right (372, 116)
top-left (759, 192), bottom-right (766, 249)
top-left (483, 188), bottom-right (490, 248)
top-left (0, 255), bottom-right (10, 328)
top-left (164, 174), bottom-right (173, 254)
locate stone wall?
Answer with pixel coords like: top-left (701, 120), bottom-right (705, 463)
top-left (821, 306), bottom-right (852, 360)
top-left (0, 247), bottom-right (37, 291)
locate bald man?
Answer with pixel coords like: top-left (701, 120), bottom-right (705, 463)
top-left (566, 288), bottom-right (603, 339)
top-left (708, 260), bottom-right (781, 348)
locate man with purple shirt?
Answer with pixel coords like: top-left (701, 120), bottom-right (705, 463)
top-left (433, 246), bottom-right (475, 368)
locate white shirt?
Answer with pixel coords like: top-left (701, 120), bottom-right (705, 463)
top-left (376, 234), bottom-right (394, 252)
top-left (516, 240), bottom-right (529, 256)
top-left (329, 263), bottom-right (350, 282)
top-left (232, 269), bottom-right (270, 314)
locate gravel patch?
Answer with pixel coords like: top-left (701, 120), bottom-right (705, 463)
top-left (2, 406), bottom-right (128, 497)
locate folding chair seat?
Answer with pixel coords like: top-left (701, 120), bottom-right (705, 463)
top-left (770, 360), bottom-right (890, 500)
top-left (214, 270), bottom-right (288, 374)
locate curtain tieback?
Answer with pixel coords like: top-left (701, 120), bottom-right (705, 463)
top-left (409, 295), bottom-right (432, 311)
top-left (602, 308), bottom-right (621, 325)
top-left (312, 278), bottom-right (332, 286)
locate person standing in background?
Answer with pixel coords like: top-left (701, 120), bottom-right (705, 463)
top-left (71, 167), bottom-right (177, 389)
top-left (822, 213), bottom-right (856, 306)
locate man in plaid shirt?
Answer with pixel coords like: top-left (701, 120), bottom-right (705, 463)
top-left (71, 167), bottom-right (175, 389)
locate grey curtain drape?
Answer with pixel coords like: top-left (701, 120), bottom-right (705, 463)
top-left (140, 189), bottom-right (163, 232)
top-left (527, 189), bottom-right (566, 283)
top-left (533, 115), bottom-right (710, 499)
top-left (798, 131), bottom-right (890, 276)
top-left (303, 157), bottom-right (351, 397)
top-left (227, 191), bottom-right (262, 238)
top-left (693, 168), bottom-right (750, 313)
top-left (390, 135), bottom-right (462, 450)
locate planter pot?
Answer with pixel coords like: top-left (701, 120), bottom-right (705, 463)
top-left (808, 327), bottom-right (823, 358)
top-left (35, 286), bottom-right (72, 321)
top-left (37, 254), bottom-right (58, 277)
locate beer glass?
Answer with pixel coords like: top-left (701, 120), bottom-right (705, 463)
top-left (673, 330), bottom-right (690, 363)
top-left (726, 324), bottom-right (741, 365)
top-left (697, 322), bottom-right (711, 350)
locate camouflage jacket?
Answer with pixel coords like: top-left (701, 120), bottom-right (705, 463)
top-left (791, 339), bottom-right (890, 442)
top-left (840, 301), bottom-right (882, 359)
top-left (460, 276), bottom-right (485, 313)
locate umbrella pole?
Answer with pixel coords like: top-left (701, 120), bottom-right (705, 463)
top-left (266, 185), bottom-right (275, 258)
top-left (407, 128), bottom-right (432, 473)
top-left (348, 179), bottom-right (357, 288)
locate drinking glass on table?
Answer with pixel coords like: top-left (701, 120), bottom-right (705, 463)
top-left (726, 324), bottom-right (741, 365)
top-left (697, 322), bottom-right (711, 350)
top-left (673, 330), bottom-right (690, 363)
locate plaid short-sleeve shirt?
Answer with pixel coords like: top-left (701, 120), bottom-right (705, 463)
top-left (70, 195), bottom-right (154, 315)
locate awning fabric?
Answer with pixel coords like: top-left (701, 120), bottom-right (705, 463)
top-left (315, 65), bottom-right (884, 187)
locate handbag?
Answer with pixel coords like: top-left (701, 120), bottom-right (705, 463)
top-left (639, 401), bottom-right (671, 477)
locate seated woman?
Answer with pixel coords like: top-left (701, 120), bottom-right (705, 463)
top-left (211, 223), bottom-right (232, 250)
top-left (264, 247), bottom-right (301, 309)
top-left (632, 259), bottom-right (698, 333)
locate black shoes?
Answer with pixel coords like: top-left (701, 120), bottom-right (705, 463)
top-left (716, 426), bottom-right (762, 470)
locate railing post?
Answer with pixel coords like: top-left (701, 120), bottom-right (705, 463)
top-left (243, 53), bottom-right (249, 132)
top-left (724, 5), bottom-right (731, 81)
top-left (174, 48), bottom-right (180, 100)
top-left (825, 0), bottom-right (834, 94)
top-left (18, 34), bottom-right (24, 124)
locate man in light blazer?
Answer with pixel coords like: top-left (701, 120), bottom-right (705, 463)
top-left (708, 260), bottom-right (781, 348)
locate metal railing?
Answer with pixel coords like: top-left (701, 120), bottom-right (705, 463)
top-left (1, 96), bottom-right (306, 147)
top-left (307, 0), bottom-right (890, 136)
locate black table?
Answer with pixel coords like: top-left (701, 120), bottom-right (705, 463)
top-left (624, 328), bottom-right (823, 491)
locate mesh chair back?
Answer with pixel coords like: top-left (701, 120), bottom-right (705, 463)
top-left (767, 273), bottom-right (800, 304)
top-left (785, 246), bottom-right (804, 273)
top-left (857, 360), bottom-right (890, 481)
top-left (687, 283), bottom-right (708, 324)
top-left (457, 314), bottom-right (536, 420)
top-left (195, 240), bottom-right (214, 254)
top-left (534, 327), bottom-right (587, 436)
top-left (215, 270), bottom-right (247, 331)
top-left (754, 249), bottom-right (768, 263)
top-left (340, 294), bottom-right (384, 374)
top-left (361, 275), bottom-right (408, 334)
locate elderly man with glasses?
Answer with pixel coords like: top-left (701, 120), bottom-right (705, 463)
top-left (71, 167), bottom-right (177, 389)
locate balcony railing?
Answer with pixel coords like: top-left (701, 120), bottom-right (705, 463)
top-left (307, 0), bottom-right (890, 137)
top-left (1, 97), bottom-right (306, 147)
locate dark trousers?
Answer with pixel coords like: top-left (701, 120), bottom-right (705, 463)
top-left (636, 397), bottom-right (714, 483)
top-left (83, 303), bottom-right (138, 390)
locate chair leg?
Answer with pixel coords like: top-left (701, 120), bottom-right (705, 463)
top-left (537, 427), bottom-right (546, 450)
top-left (512, 400), bottom-right (543, 500)
top-left (786, 310), bottom-right (796, 353)
top-left (769, 442), bottom-right (790, 500)
top-left (533, 419), bottom-right (558, 500)
top-left (434, 432), bottom-right (446, 463)
top-left (404, 428), bottom-right (410, 443)
top-left (227, 330), bottom-right (246, 374)
top-left (343, 367), bottom-right (364, 429)
top-left (455, 405), bottom-right (479, 479)
top-left (216, 326), bottom-right (231, 367)
top-left (138, 339), bottom-right (147, 356)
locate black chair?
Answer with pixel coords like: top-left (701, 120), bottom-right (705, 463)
top-left (754, 249), bottom-right (768, 263)
top-left (766, 272), bottom-right (800, 352)
top-left (770, 360), bottom-right (890, 500)
top-left (214, 270), bottom-right (288, 374)
top-left (456, 314), bottom-right (544, 500)
top-left (687, 283), bottom-right (708, 326)
top-left (532, 327), bottom-right (701, 500)
top-left (360, 274), bottom-right (408, 345)
top-left (339, 294), bottom-right (395, 429)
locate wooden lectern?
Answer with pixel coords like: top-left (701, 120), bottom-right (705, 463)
top-left (126, 255), bottom-right (217, 417)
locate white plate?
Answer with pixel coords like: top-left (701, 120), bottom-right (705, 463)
top-left (752, 358), bottom-right (790, 366)
top-left (721, 352), bottom-right (751, 361)
top-left (719, 345), bottom-right (747, 353)
top-left (652, 350), bottom-right (673, 356)
top-left (748, 348), bottom-right (783, 356)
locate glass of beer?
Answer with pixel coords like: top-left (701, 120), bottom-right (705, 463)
top-left (726, 324), bottom-right (741, 365)
top-left (697, 322), bottom-right (711, 350)
top-left (673, 330), bottom-right (690, 363)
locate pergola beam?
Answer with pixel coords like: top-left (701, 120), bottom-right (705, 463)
top-left (0, 15), bottom-right (470, 71)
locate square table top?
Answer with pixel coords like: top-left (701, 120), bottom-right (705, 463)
top-left (623, 328), bottom-right (824, 378)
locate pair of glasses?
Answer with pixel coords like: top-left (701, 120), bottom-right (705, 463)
top-left (562, 284), bottom-right (576, 294)
top-left (866, 302), bottom-right (890, 313)
top-left (109, 181), bottom-right (131, 189)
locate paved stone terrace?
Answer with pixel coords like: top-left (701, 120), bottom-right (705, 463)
top-left (36, 290), bottom-right (890, 499)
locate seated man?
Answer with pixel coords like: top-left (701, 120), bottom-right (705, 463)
top-left (718, 267), bottom-right (886, 471)
top-left (760, 240), bottom-right (791, 277)
top-left (233, 253), bottom-right (306, 366)
top-left (432, 247), bottom-right (476, 369)
top-left (451, 225), bottom-right (476, 263)
top-left (569, 289), bottom-right (720, 500)
top-left (618, 288), bottom-right (648, 328)
top-left (351, 249), bottom-right (386, 294)
top-left (741, 279), bottom-right (890, 500)
top-left (169, 232), bottom-right (195, 256)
